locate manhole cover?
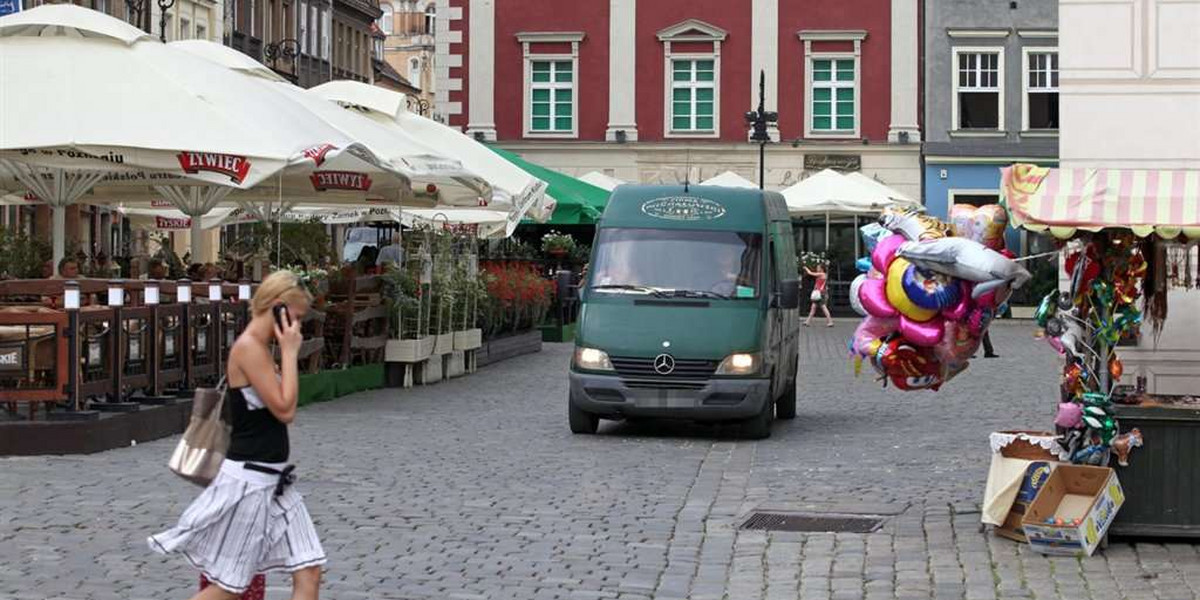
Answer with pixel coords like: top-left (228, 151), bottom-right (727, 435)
top-left (738, 512), bottom-right (884, 533)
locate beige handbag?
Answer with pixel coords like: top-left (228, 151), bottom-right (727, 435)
top-left (168, 378), bottom-right (230, 486)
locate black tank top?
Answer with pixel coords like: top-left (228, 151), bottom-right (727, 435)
top-left (226, 386), bottom-right (289, 463)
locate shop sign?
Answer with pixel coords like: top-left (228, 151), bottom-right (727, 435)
top-left (804, 154), bottom-right (861, 172)
top-left (0, 344), bottom-right (23, 371)
top-left (310, 171), bottom-right (372, 192)
top-left (177, 152), bottom-right (251, 184)
top-left (155, 216), bottom-right (192, 229)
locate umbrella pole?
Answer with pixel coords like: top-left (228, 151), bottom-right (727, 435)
top-left (52, 205), bottom-right (67, 265)
top-left (190, 212), bottom-right (204, 263)
top-left (824, 212), bottom-right (830, 253)
top-left (853, 215), bottom-right (859, 259)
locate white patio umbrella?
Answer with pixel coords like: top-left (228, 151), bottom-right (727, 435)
top-left (208, 205), bottom-right (518, 239)
top-left (309, 81), bottom-right (550, 234)
top-left (578, 171), bottom-right (626, 191)
top-left (0, 4), bottom-right (393, 262)
top-left (783, 169), bottom-right (922, 256)
top-left (845, 171), bottom-right (918, 206)
top-left (700, 171), bottom-right (757, 189)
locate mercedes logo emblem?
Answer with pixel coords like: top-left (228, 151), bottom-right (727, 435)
top-left (653, 353), bottom-right (676, 375)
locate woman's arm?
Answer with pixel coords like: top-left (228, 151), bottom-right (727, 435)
top-left (232, 318), bottom-right (302, 424)
top-left (803, 267), bottom-right (817, 277)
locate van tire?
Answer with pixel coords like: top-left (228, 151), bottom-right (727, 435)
top-left (776, 367), bottom-right (798, 420)
top-left (742, 398), bottom-right (773, 440)
top-left (569, 402), bottom-right (600, 434)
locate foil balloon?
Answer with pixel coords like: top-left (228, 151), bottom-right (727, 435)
top-left (1055, 402), bottom-right (1084, 429)
top-left (858, 277), bottom-right (897, 318)
top-left (849, 274), bottom-right (869, 317)
top-left (1112, 428), bottom-right (1144, 467)
top-left (900, 265), bottom-right (962, 310)
top-left (933, 320), bottom-right (979, 366)
top-left (895, 237), bottom-right (1031, 299)
top-left (871, 233), bottom-right (906, 273)
top-left (950, 203), bottom-right (1009, 251)
top-left (851, 316), bottom-right (898, 358)
top-left (900, 315), bottom-right (946, 347)
top-left (855, 256), bottom-right (872, 273)
top-left (879, 208), bottom-right (951, 241)
top-left (886, 258), bottom-right (939, 322)
top-left (859, 223), bottom-right (891, 253)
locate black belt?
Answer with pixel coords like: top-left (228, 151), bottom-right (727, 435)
top-left (244, 463), bottom-right (296, 497)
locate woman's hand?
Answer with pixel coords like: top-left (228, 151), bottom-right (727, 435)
top-left (274, 311), bottom-right (303, 357)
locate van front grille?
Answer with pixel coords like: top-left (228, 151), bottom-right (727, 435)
top-left (610, 356), bottom-right (718, 380)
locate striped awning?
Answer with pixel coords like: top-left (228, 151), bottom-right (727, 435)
top-left (1001, 163), bottom-right (1200, 239)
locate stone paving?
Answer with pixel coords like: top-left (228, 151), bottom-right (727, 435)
top-left (2, 321), bottom-right (1198, 600)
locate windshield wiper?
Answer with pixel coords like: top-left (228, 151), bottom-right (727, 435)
top-left (590, 284), bottom-right (668, 296)
top-left (659, 289), bottom-right (730, 300)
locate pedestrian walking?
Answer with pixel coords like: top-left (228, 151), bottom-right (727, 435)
top-left (149, 270), bottom-right (326, 600)
top-left (803, 262), bottom-right (834, 327)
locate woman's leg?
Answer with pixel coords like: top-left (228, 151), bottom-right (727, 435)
top-left (804, 302), bottom-right (817, 325)
top-left (822, 303), bottom-right (833, 326)
top-left (291, 566), bottom-right (322, 600)
top-left (190, 585), bottom-right (239, 600)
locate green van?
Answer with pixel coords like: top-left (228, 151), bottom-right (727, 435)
top-left (568, 185), bottom-right (801, 439)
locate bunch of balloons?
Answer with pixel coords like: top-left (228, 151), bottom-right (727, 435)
top-left (849, 205), bottom-right (1031, 391)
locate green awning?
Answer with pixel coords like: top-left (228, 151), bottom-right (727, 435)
top-left (488, 146), bottom-right (609, 225)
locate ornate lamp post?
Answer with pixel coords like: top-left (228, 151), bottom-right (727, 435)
top-left (264, 38), bottom-right (301, 78)
top-left (406, 95), bottom-right (431, 117)
top-left (743, 70), bottom-right (778, 190)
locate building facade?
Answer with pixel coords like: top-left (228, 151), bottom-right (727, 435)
top-left (376, 0), bottom-right (436, 115)
top-left (1058, 0), bottom-right (1200, 393)
top-left (922, 0), bottom-right (1058, 252)
top-left (435, 0), bottom-right (923, 197)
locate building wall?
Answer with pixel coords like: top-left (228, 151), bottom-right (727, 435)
top-left (1058, 0), bottom-right (1200, 394)
top-left (924, 0), bottom-right (1059, 146)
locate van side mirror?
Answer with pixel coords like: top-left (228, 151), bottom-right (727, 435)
top-left (777, 279), bottom-right (800, 309)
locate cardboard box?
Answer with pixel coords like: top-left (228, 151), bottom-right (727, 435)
top-left (1022, 465), bottom-right (1125, 556)
top-left (995, 461), bottom-right (1055, 542)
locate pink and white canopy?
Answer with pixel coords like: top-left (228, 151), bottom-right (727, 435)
top-left (1001, 164), bottom-right (1200, 239)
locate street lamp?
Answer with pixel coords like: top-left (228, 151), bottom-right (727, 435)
top-left (744, 70), bottom-right (778, 190)
top-left (156, 0), bottom-right (176, 42)
top-left (264, 39), bottom-right (302, 78)
top-left (406, 95), bottom-right (432, 117)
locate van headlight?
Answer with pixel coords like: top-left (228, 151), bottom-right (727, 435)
top-left (715, 353), bottom-right (760, 376)
top-left (574, 347), bottom-right (614, 371)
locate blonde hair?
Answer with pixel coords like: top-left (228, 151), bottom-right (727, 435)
top-left (250, 270), bottom-right (313, 316)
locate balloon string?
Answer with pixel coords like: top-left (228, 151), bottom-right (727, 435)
top-left (1014, 250), bottom-right (1059, 262)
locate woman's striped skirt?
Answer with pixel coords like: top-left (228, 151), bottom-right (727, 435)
top-left (149, 460), bottom-right (326, 594)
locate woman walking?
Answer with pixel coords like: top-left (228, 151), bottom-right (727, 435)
top-left (803, 262), bottom-right (834, 327)
top-left (149, 271), bottom-right (325, 600)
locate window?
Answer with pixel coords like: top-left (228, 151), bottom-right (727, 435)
top-left (380, 3), bottom-right (393, 35)
top-left (310, 4), bottom-right (319, 56)
top-left (809, 58), bottom-right (857, 135)
top-left (264, 0), bottom-right (273, 42)
top-left (409, 57), bottom-right (421, 86)
top-left (179, 16), bottom-right (191, 39)
top-left (953, 49), bottom-right (1003, 130)
top-left (529, 60), bottom-right (574, 133)
top-left (669, 59), bottom-right (716, 132)
top-left (1024, 49), bottom-right (1059, 131)
top-left (950, 192), bottom-right (1000, 207)
top-left (93, 0), bottom-right (108, 15)
top-left (248, 0), bottom-right (256, 37)
top-left (320, 8), bottom-right (330, 60)
top-left (424, 4), bottom-right (435, 35)
top-left (299, 1), bottom-right (307, 52)
top-left (196, 21), bottom-right (207, 40)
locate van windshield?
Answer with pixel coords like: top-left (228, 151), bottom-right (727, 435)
top-left (589, 228), bottom-right (763, 299)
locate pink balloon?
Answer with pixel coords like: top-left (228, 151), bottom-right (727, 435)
top-left (941, 281), bottom-right (973, 321)
top-left (900, 315), bottom-right (945, 347)
top-left (851, 316), bottom-right (898, 357)
top-left (1055, 402), bottom-right (1084, 429)
top-left (933, 320), bottom-right (980, 365)
top-left (871, 234), bottom-right (905, 274)
top-left (859, 278), bottom-right (898, 318)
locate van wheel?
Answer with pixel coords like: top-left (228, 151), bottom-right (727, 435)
top-left (742, 398), bottom-right (773, 440)
top-left (776, 379), bottom-right (797, 420)
top-left (569, 402), bottom-right (600, 434)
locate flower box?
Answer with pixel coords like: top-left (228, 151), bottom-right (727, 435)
top-left (434, 333), bottom-right (454, 355)
top-left (385, 335), bottom-right (435, 363)
top-left (453, 328), bottom-right (483, 350)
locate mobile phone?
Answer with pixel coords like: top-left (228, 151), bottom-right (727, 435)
top-left (272, 304), bottom-right (292, 330)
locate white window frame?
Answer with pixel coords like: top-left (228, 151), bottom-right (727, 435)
top-left (517, 32), bottom-right (584, 139)
top-left (320, 7), bottom-right (330, 60)
top-left (380, 3), bottom-right (393, 35)
top-left (658, 20), bottom-right (727, 139)
top-left (951, 46), bottom-right (1005, 132)
top-left (667, 57), bottom-right (719, 135)
top-left (1022, 46), bottom-right (1059, 134)
top-left (196, 20), bottom-right (207, 40)
top-left (424, 3), bottom-right (435, 35)
top-left (179, 15), bottom-right (191, 39)
top-left (299, 0), bottom-right (308, 52)
top-left (799, 30), bottom-right (866, 139)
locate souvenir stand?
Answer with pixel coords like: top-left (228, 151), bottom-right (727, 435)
top-left (1001, 164), bottom-right (1200, 539)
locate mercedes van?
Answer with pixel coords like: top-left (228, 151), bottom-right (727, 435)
top-left (568, 185), bottom-right (800, 439)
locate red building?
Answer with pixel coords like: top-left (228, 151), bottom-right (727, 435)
top-left (434, 0), bottom-right (921, 196)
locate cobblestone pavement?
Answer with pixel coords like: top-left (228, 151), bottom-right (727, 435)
top-left (2, 322), bottom-right (1198, 600)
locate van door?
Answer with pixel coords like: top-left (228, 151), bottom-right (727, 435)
top-left (766, 239), bottom-right (785, 395)
top-left (770, 221), bottom-right (799, 386)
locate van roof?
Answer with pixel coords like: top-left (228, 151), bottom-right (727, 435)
top-left (599, 184), bottom-right (789, 231)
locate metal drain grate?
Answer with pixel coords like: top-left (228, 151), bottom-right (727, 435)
top-left (739, 512), bottom-right (884, 533)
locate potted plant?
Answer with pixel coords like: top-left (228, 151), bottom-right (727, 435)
top-left (541, 230), bottom-right (576, 259)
